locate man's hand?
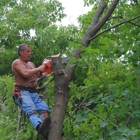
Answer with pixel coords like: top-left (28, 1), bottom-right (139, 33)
top-left (38, 65), bottom-right (45, 73)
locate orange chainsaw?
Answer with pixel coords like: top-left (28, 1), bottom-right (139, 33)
top-left (42, 56), bottom-right (70, 75)
top-left (43, 59), bottom-right (52, 75)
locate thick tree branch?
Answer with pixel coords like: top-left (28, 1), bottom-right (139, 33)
top-left (89, 14), bottom-right (140, 40)
top-left (65, 0), bottom-right (107, 78)
top-left (91, 0), bottom-right (107, 26)
top-left (65, 0), bottom-right (120, 80)
top-left (89, 0), bottom-right (119, 40)
top-left (81, 0), bottom-right (107, 47)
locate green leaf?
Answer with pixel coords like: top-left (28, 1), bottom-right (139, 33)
top-left (99, 121), bottom-right (108, 128)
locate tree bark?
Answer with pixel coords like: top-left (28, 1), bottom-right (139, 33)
top-left (48, 0), bottom-right (120, 140)
top-left (48, 55), bottom-right (70, 140)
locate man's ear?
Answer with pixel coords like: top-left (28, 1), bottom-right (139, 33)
top-left (19, 51), bottom-right (23, 55)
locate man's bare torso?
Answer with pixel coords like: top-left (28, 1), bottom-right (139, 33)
top-left (12, 59), bottom-right (38, 86)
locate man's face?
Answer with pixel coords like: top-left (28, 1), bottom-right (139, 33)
top-left (20, 46), bottom-right (32, 62)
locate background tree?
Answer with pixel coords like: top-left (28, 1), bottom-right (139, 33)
top-left (0, 0), bottom-right (66, 75)
top-left (49, 0), bottom-right (140, 139)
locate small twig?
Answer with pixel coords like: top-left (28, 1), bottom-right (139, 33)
top-left (92, 69), bottom-right (107, 87)
top-left (83, 59), bottom-right (107, 87)
top-left (128, 21), bottom-right (140, 27)
top-left (83, 106), bottom-right (118, 128)
top-left (73, 93), bottom-right (88, 114)
top-left (126, 116), bottom-right (131, 127)
top-left (25, 73), bottom-right (52, 86)
top-left (72, 88), bottom-right (94, 114)
top-left (37, 78), bottom-right (54, 90)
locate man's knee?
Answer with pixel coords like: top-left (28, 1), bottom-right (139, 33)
top-left (40, 110), bottom-right (50, 120)
top-left (28, 110), bottom-right (37, 118)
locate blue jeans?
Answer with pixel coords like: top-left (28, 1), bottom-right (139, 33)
top-left (14, 90), bottom-right (50, 129)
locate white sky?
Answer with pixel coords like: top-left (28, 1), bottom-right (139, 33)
top-left (31, 0), bottom-right (92, 36)
top-left (57, 0), bottom-right (92, 26)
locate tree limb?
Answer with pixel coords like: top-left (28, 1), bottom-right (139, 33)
top-left (65, 0), bottom-right (120, 80)
top-left (82, 0), bottom-right (119, 47)
top-left (89, 14), bottom-right (140, 40)
top-left (81, 0), bottom-right (107, 47)
top-left (65, 0), bottom-right (107, 79)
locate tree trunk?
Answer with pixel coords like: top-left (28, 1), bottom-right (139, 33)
top-left (48, 0), bottom-right (120, 140)
top-left (48, 55), bottom-right (70, 140)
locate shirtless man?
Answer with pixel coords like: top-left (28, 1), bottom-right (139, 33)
top-left (12, 43), bottom-right (51, 139)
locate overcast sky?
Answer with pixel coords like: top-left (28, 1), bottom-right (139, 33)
top-left (57, 0), bottom-right (92, 26)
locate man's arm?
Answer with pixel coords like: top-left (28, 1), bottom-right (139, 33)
top-left (12, 60), bottom-right (45, 78)
top-left (30, 62), bottom-right (43, 78)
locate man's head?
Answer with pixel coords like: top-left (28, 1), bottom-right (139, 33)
top-left (18, 43), bottom-right (31, 62)
top-left (18, 43), bottom-right (29, 56)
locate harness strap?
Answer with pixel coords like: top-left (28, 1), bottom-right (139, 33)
top-left (15, 85), bottom-right (38, 93)
top-left (12, 88), bottom-right (22, 105)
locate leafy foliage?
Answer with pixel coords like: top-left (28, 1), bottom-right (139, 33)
top-left (0, 0), bottom-right (140, 140)
top-left (0, 0), bottom-right (66, 75)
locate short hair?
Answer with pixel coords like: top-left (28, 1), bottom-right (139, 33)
top-left (18, 43), bottom-right (29, 56)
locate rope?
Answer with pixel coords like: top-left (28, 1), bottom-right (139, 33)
top-left (16, 106), bottom-right (22, 140)
top-left (25, 69), bottom-right (65, 87)
top-left (37, 69), bottom-right (65, 90)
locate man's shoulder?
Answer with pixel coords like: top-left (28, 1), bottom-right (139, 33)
top-left (12, 59), bottom-right (26, 68)
top-left (12, 59), bottom-right (21, 65)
